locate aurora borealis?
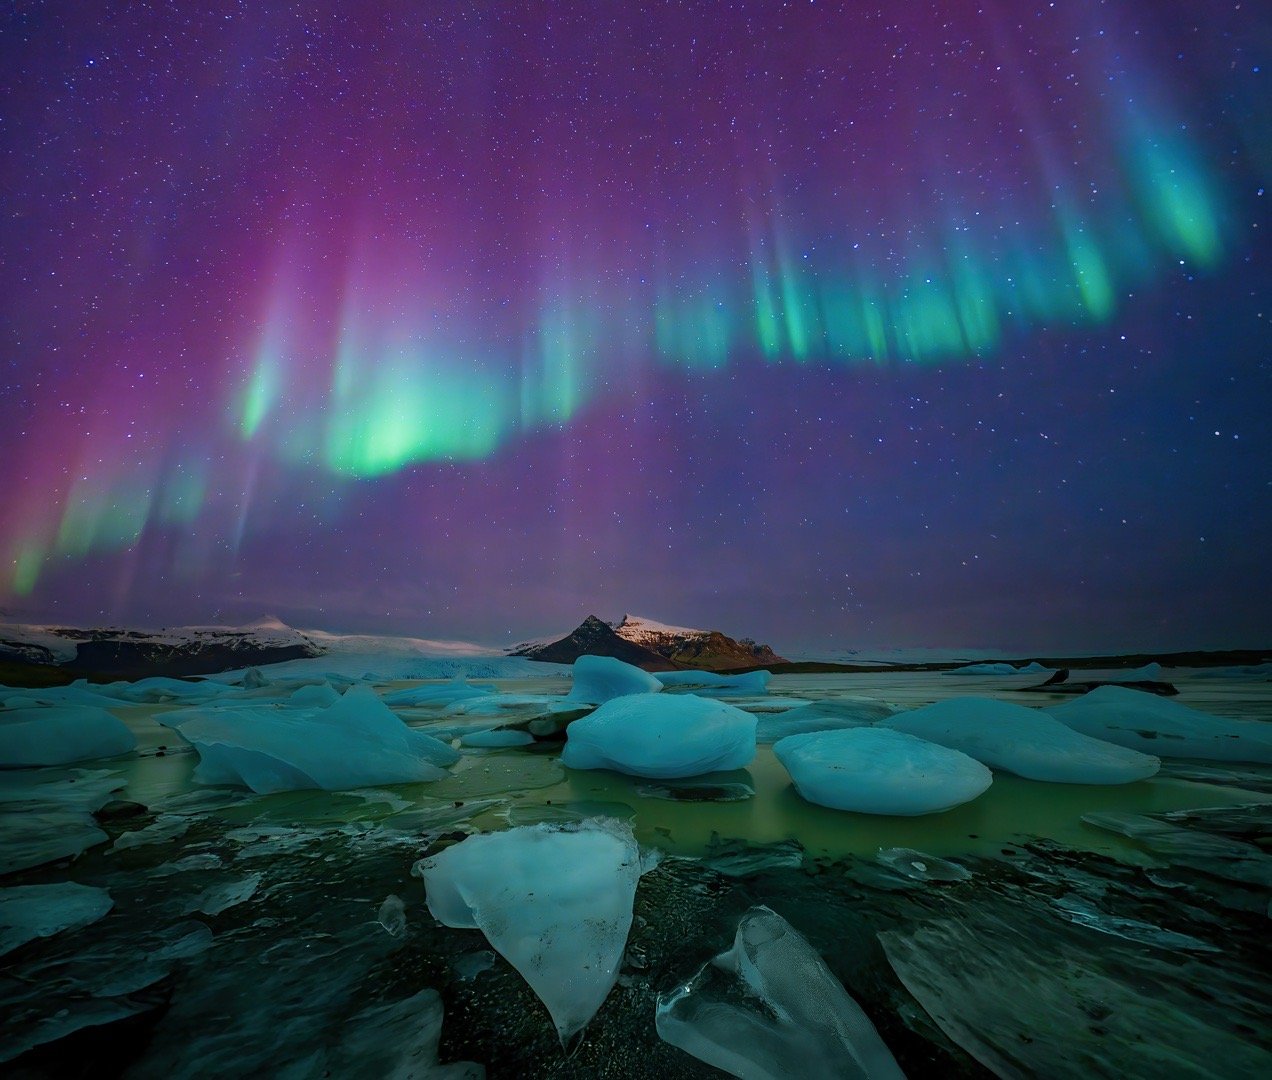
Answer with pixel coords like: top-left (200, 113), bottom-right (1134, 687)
top-left (1, 1), bottom-right (1267, 652)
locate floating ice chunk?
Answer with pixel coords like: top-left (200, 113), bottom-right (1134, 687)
top-left (879, 906), bottom-right (1268, 1079)
top-left (324, 988), bottom-right (484, 1079)
top-left (562, 693), bottom-right (756, 779)
top-left (636, 778), bottom-right (754, 802)
top-left (0, 999), bottom-right (150, 1066)
top-left (875, 848), bottom-right (972, 883)
top-left (241, 666), bottom-right (270, 688)
top-left (454, 949), bottom-right (495, 982)
top-left (1194, 662), bottom-right (1272, 680)
top-left (0, 706), bottom-right (136, 767)
top-left (656, 669), bottom-right (771, 695)
top-left (106, 676), bottom-right (228, 704)
top-left (501, 799), bottom-right (636, 828)
top-left (460, 728), bottom-right (535, 748)
top-left (1045, 685), bottom-right (1272, 762)
top-left (756, 697), bottom-right (896, 743)
top-left (884, 697), bottom-right (1160, 784)
top-left (1080, 810), bottom-right (1272, 886)
top-left (152, 920), bottom-right (215, 961)
top-left (739, 697), bottom-right (820, 713)
top-left (0, 770), bottom-right (121, 873)
top-left (946, 661), bottom-right (1050, 676)
top-left (0, 882), bottom-right (114, 958)
top-left (701, 836), bottom-right (805, 877)
top-left (1049, 894), bottom-right (1218, 952)
top-left (0, 680), bottom-right (131, 710)
top-left (175, 685), bottom-right (459, 793)
top-left (435, 694), bottom-right (592, 741)
top-left (383, 679), bottom-right (493, 707)
top-left (186, 873), bottom-right (262, 916)
top-left (377, 893), bottom-right (406, 936)
top-left (0, 809), bottom-right (107, 875)
top-left (566, 655), bottom-right (663, 704)
top-left (287, 682), bottom-right (340, 708)
top-left (774, 729), bottom-right (992, 815)
top-left (656, 906), bottom-right (904, 1080)
top-left (314, 686), bottom-right (460, 765)
top-left (419, 818), bottom-right (641, 1044)
top-left (149, 852), bottom-right (225, 877)
top-left (111, 814), bottom-right (190, 851)
top-left (442, 694), bottom-right (586, 719)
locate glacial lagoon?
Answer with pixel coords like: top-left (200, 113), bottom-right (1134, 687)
top-left (2, 668), bottom-right (1270, 1077)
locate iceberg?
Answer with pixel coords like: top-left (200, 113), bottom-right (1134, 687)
top-left (441, 694), bottom-right (587, 720)
top-left (111, 814), bottom-right (190, 852)
top-left (382, 678), bottom-right (493, 707)
top-left (102, 675), bottom-right (230, 704)
top-left (875, 847), bottom-right (972, 883)
top-left (185, 874), bottom-right (262, 916)
top-left (562, 693), bottom-right (756, 779)
top-left (435, 694), bottom-right (592, 740)
top-left (322, 988), bottom-right (484, 1079)
top-left (0, 706), bottom-right (136, 767)
top-left (0, 770), bottom-right (121, 873)
top-left (419, 818), bottom-right (640, 1044)
top-left (174, 685), bottom-right (459, 793)
top-left (0, 680), bottom-right (132, 710)
top-left (1045, 685), bottom-right (1272, 762)
top-left (0, 882), bottom-right (114, 958)
top-left (945, 661), bottom-right (1050, 676)
top-left (774, 728), bottom-right (992, 815)
top-left (756, 697), bottom-right (896, 743)
top-left (883, 697), bottom-right (1160, 783)
top-left (656, 669), bottom-right (771, 695)
top-left (880, 905), bottom-right (1269, 1079)
top-left (460, 728), bottom-right (535, 748)
top-left (656, 906), bottom-right (904, 1080)
top-left (565, 654), bottom-right (663, 704)
top-left (377, 894), bottom-right (407, 936)
top-left (287, 682), bottom-right (341, 708)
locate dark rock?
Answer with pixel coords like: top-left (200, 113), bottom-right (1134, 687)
top-left (94, 799), bottom-right (149, 822)
top-left (1020, 678), bottom-right (1179, 697)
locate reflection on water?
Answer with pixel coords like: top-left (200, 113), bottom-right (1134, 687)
top-left (97, 672), bottom-right (1272, 865)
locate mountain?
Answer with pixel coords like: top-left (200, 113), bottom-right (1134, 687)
top-left (509, 615), bottom-right (681, 670)
top-left (0, 620), bottom-right (324, 680)
top-left (511, 613), bottom-right (787, 671)
top-left (0, 619), bottom-right (566, 684)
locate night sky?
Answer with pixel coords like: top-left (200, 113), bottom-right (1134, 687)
top-left (1, 1), bottom-right (1267, 654)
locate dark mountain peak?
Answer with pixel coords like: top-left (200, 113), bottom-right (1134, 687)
top-left (515, 614), bottom-right (680, 670)
top-left (513, 614), bottom-right (786, 672)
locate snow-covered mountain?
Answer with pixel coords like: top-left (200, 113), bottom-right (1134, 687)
top-left (0, 618), bottom-right (323, 676)
top-left (612, 614), bottom-right (709, 649)
top-left (510, 613), bottom-right (786, 671)
top-left (0, 618), bottom-right (561, 681)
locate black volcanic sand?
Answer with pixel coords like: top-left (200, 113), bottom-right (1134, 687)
top-left (3, 792), bottom-right (1270, 1078)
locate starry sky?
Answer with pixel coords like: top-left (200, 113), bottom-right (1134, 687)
top-left (1, 0), bottom-right (1267, 654)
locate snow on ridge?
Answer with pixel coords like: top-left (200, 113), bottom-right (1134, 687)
top-left (614, 614), bottom-right (708, 643)
top-left (299, 628), bottom-right (501, 658)
top-left (0, 619), bottom-right (315, 650)
top-left (0, 624), bottom-right (83, 664)
top-left (0, 618), bottom-right (512, 672)
top-left (507, 633), bottom-right (563, 655)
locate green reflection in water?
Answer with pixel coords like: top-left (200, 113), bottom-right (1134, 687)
top-left (464, 746), bottom-right (1265, 862)
top-left (101, 679), bottom-right (1270, 867)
